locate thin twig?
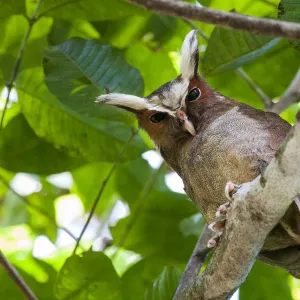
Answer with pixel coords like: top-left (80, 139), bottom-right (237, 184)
top-left (173, 225), bottom-right (214, 299)
top-left (0, 251), bottom-right (37, 300)
top-left (0, 1), bottom-right (41, 132)
top-left (235, 68), bottom-right (272, 109)
top-left (182, 19), bottom-right (272, 108)
top-left (269, 68), bottom-right (300, 114)
top-left (72, 130), bottom-right (138, 255)
top-left (128, 0), bottom-right (300, 40)
top-left (0, 176), bottom-right (80, 245)
top-left (112, 163), bottom-right (163, 258)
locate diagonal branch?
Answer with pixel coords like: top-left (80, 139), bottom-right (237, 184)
top-left (72, 130), bottom-right (138, 255)
top-left (176, 112), bottom-right (300, 299)
top-left (127, 0), bottom-right (300, 40)
top-left (269, 69), bottom-right (300, 114)
top-left (0, 250), bottom-right (37, 300)
top-left (174, 225), bottom-right (213, 299)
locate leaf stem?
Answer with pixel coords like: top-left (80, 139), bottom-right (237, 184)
top-left (0, 250), bottom-right (37, 300)
top-left (0, 0), bottom-right (41, 132)
top-left (72, 130), bottom-right (138, 255)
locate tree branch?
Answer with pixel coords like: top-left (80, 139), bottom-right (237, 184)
top-left (128, 0), bottom-right (300, 40)
top-left (0, 0), bottom-right (41, 132)
top-left (72, 130), bottom-right (138, 255)
top-left (176, 112), bottom-right (300, 299)
top-left (0, 250), bottom-right (37, 300)
top-left (174, 225), bottom-right (213, 299)
top-left (269, 69), bottom-right (300, 114)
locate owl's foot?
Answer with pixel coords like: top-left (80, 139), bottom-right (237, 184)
top-left (207, 181), bottom-right (240, 248)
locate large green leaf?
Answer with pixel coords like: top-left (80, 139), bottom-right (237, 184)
top-left (145, 267), bottom-right (181, 300)
top-left (203, 27), bottom-right (280, 74)
top-left (121, 259), bottom-right (163, 300)
top-left (39, 0), bottom-right (143, 21)
top-left (279, 0), bottom-right (300, 51)
top-left (111, 158), bottom-right (198, 264)
top-left (55, 251), bottom-right (122, 300)
top-left (0, 114), bottom-right (83, 174)
top-left (0, 0), bottom-right (26, 18)
top-left (17, 67), bottom-right (147, 163)
top-left (125, 44), bottom-right (177, 95)
top-left (240, 260), bottom-right (292, 300)
top-left (44, 38), bottom-right (143, 123)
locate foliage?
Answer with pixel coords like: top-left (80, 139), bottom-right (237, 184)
top-left (0, 0), bottom-right (299, 299)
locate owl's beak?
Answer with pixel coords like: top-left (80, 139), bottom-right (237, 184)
top-left (176, 109), bottom-right (196, 136)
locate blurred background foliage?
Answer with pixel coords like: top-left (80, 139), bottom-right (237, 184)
top-left (0, 0), bottom-right (299, 299)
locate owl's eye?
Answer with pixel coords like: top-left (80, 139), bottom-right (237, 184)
top-left (149, 112), bottom-right (167, 123)
top-left (187, 88), bottom-right (201, 102)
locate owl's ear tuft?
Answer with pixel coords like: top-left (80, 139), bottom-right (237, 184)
top-left (96, 93), bottom-right (150, 112)
top-left (180, 30), bottom-right (199, 80)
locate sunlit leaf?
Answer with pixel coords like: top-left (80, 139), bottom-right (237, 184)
top-left (55, 251), bottom-right (122, 300)
top-left (240, 260), bottom-right (293, 300)
top-left (39, 0), bottom-right (143, 21)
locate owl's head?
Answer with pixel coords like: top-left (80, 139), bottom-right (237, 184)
top-left (97, 30), bottom-right (216, 151)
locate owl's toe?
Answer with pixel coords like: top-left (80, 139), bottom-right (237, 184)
top-left (207, 232), bottom-right (222, 248)
top-left (225, 181), bottom-right (241, 201)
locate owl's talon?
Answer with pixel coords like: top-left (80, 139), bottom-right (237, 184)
top-left (225, 181), bottom-right (240, 201)
top-left (208, 219), bottom-right (226, 232)
top-left (207, 232), bottom-right (222, 248)
top-left (215, 202), bottom-right (230, 217)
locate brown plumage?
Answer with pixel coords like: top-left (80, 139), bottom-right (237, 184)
top-left (97, 30), bottom-right (300, 276)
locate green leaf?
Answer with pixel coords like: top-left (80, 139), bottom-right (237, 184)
top-left (0, 114), bottom-right (83, 174)
top-left (27, 179), bottom-right (61, 242)
top-left (125, 44), bottom-right (177, 95)
top-left (240, 260), bottom-right (292, 300)
top-left (0, 0), bottom-right (26, 18)
top-left (44, 38), bottom-right (143, 122)
top-left (0, 190), bottom-right (28, 226)
top-left (112, 158), bottom-right (198, 264)
top-left (279, 0), bottom-right (300, 51)
top-left (145, 267), bottom-right (181, 300)
top-left (0, 15), bottom-right (52, 86)
top-left (39, 0), bottom-right (143, 21)
top-left (203, 27), bottom-right (280, 74)
top-left (121, 259), bottom-right (164, 300)
top-left (17, 67), bottom-right (147, 163)
top-left (55, 251), bottom-right (122, 300)
top-left (48, 19), bottom-right (100, 46)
